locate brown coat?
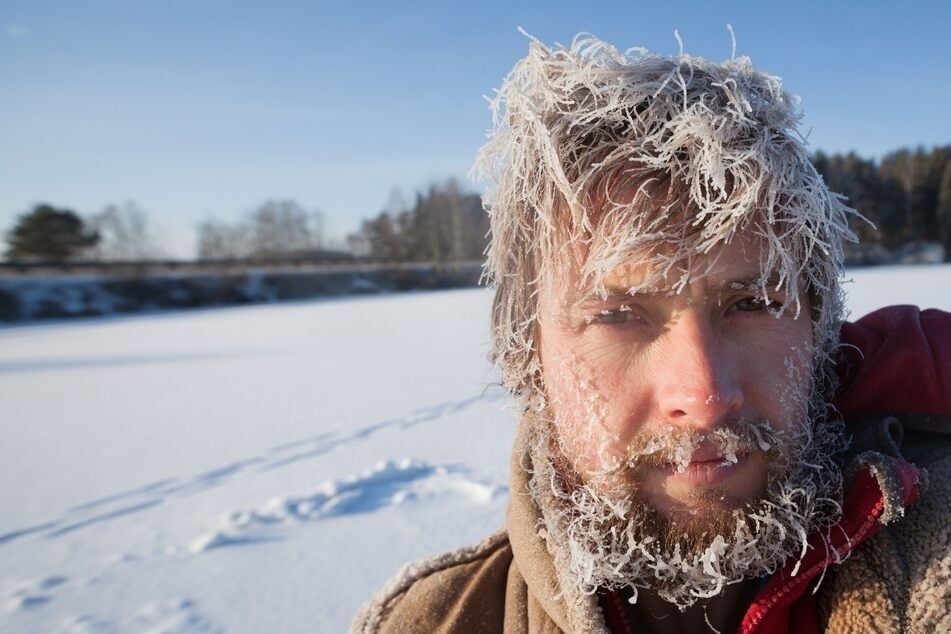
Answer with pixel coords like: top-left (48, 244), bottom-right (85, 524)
top-left (352, 416), bottom-right (951, 633)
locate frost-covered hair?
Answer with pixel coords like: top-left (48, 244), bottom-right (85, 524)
top-left (474, 34), bottom-right (856, 406)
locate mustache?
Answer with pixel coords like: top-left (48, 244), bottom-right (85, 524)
top-left (621, 419), bottom-right (780, 473)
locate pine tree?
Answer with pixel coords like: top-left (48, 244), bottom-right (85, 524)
top-left (5, 204), bottom-right (100, 262)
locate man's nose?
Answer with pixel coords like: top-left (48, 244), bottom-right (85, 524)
top-left (655, 312), bottom-right (743, 427)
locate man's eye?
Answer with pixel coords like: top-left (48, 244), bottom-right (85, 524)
top-left (733, 297), bottom-right (782, 312)
top-left (586, 307), bottom-right (639, 325)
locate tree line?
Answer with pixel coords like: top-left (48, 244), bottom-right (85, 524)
top-left (346, 179), bottom-right (488, 262)
top-left (2, 199), bottom-right (331, 263)
top-left (3, 146), bottom-right (949, 263)
top-left (196, 200), bottom-right (326, 260)
top-left (813, 145), bottom-right (951, 255)
top-left (4, 201), bottom-right (162, 263)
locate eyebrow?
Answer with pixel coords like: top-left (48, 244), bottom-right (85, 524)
top-left (577, 273), bottom-right (788, 307)
top-left (711, 274), bottom-right (786, 293)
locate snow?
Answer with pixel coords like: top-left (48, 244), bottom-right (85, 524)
top-left (1, 265), bottom-right (950, 633)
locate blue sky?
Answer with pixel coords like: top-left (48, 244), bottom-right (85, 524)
top-left (1, 1), bottom-right (949, 257)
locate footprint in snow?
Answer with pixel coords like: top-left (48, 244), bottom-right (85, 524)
top-left (190, 459), bottom-right (505, 553)
top-left (1, 575), bottom-right (68, 613)
top-left (61, 598), bottom-right (218, 634)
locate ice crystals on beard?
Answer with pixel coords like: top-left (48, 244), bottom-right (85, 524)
top-left (712, 428), bottom-right (742, 464)
top-left (672, 436), bottom-right (694, 472)
top-left (700, 535), bottom-right (728, 577)
top-left (627, 424), bottom-right (771, 472)
top-left (695, 536), bottom-right (729, 598)
top-left (628, 430), bottom-right (697, 473)
top-left (748, 424), bottom-right (773, 452)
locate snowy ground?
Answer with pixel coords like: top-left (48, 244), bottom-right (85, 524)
top-left (1, 265), bottom-right (949, 633)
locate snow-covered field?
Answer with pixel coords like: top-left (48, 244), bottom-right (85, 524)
top-left (2, 265), bottom-right (949, 633)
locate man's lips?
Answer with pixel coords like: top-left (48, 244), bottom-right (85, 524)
top-left (685, 445), bottom-right (727, 463)
top-left (653, 451), bottom-right (753, 485)
top-left (648, 442), bottom-right (745, 467)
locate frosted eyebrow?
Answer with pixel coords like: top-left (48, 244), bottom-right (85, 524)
top-left (587, 272), bottom-right (786, 303)
top-left (568, 271), bottom-right (788, 312)
top-left (715, 274), bottom-right (785, 293)
top-left (576, 282), bottom-right (648, 303)
top-left (599, 288), bottom-right (663, 306)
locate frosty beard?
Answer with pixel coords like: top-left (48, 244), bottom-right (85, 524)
top-left (526, 415), bottom-right (845, 610)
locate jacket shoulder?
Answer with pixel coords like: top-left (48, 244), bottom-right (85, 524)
top-left (351, 529), bottom-right (513, 634)
top-left (821, 450), bottom-right (951, 633)
top-left (837, 306), bottom-right (951, 420)
top-left (894, 451), bottom-right (951, 631)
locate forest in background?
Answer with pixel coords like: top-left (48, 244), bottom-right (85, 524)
top-left (814, 145), bottom-right (951, 258)
top-left (351, 145), bottom-right (951, 265)
top-left (2, 145), bottom-right (949, 267)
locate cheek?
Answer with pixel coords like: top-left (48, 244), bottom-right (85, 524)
top-left (747, 332), bottom-right (815, 430)
top-left (542, 347), bottom-right (634, 473)
top-left (781, 342), bottom-right (815, 410)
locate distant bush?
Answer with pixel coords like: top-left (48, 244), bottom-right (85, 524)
top-left (5, 204), bottom-right (100, 262)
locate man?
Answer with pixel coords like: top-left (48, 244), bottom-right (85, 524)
top-left (353, 35), bottom-right (951, 633)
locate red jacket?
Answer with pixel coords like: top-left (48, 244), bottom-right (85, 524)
top-left (836, 306), bottom-right (951, 420)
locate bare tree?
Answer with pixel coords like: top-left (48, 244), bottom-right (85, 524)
top-left (196, 200), bottom-right (325, 260)
top-left (382, 187), bottom-right (409, 218)
top-left (249, 199), bottom-right (324, 258)
top-left (196, 218), bottom-right (251, 260)
top-left (87, 201), bottom-right (159, 261)
top-left (350, 179), bottom-right (487, 262)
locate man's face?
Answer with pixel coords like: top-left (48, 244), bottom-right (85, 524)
top-left (536, 230), bottom-right (815, 523)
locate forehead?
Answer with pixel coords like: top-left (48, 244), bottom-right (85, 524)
top-left (603, 233), bottom-right (767, 293)
top-left (548, 227), bottom-right (774, 302)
